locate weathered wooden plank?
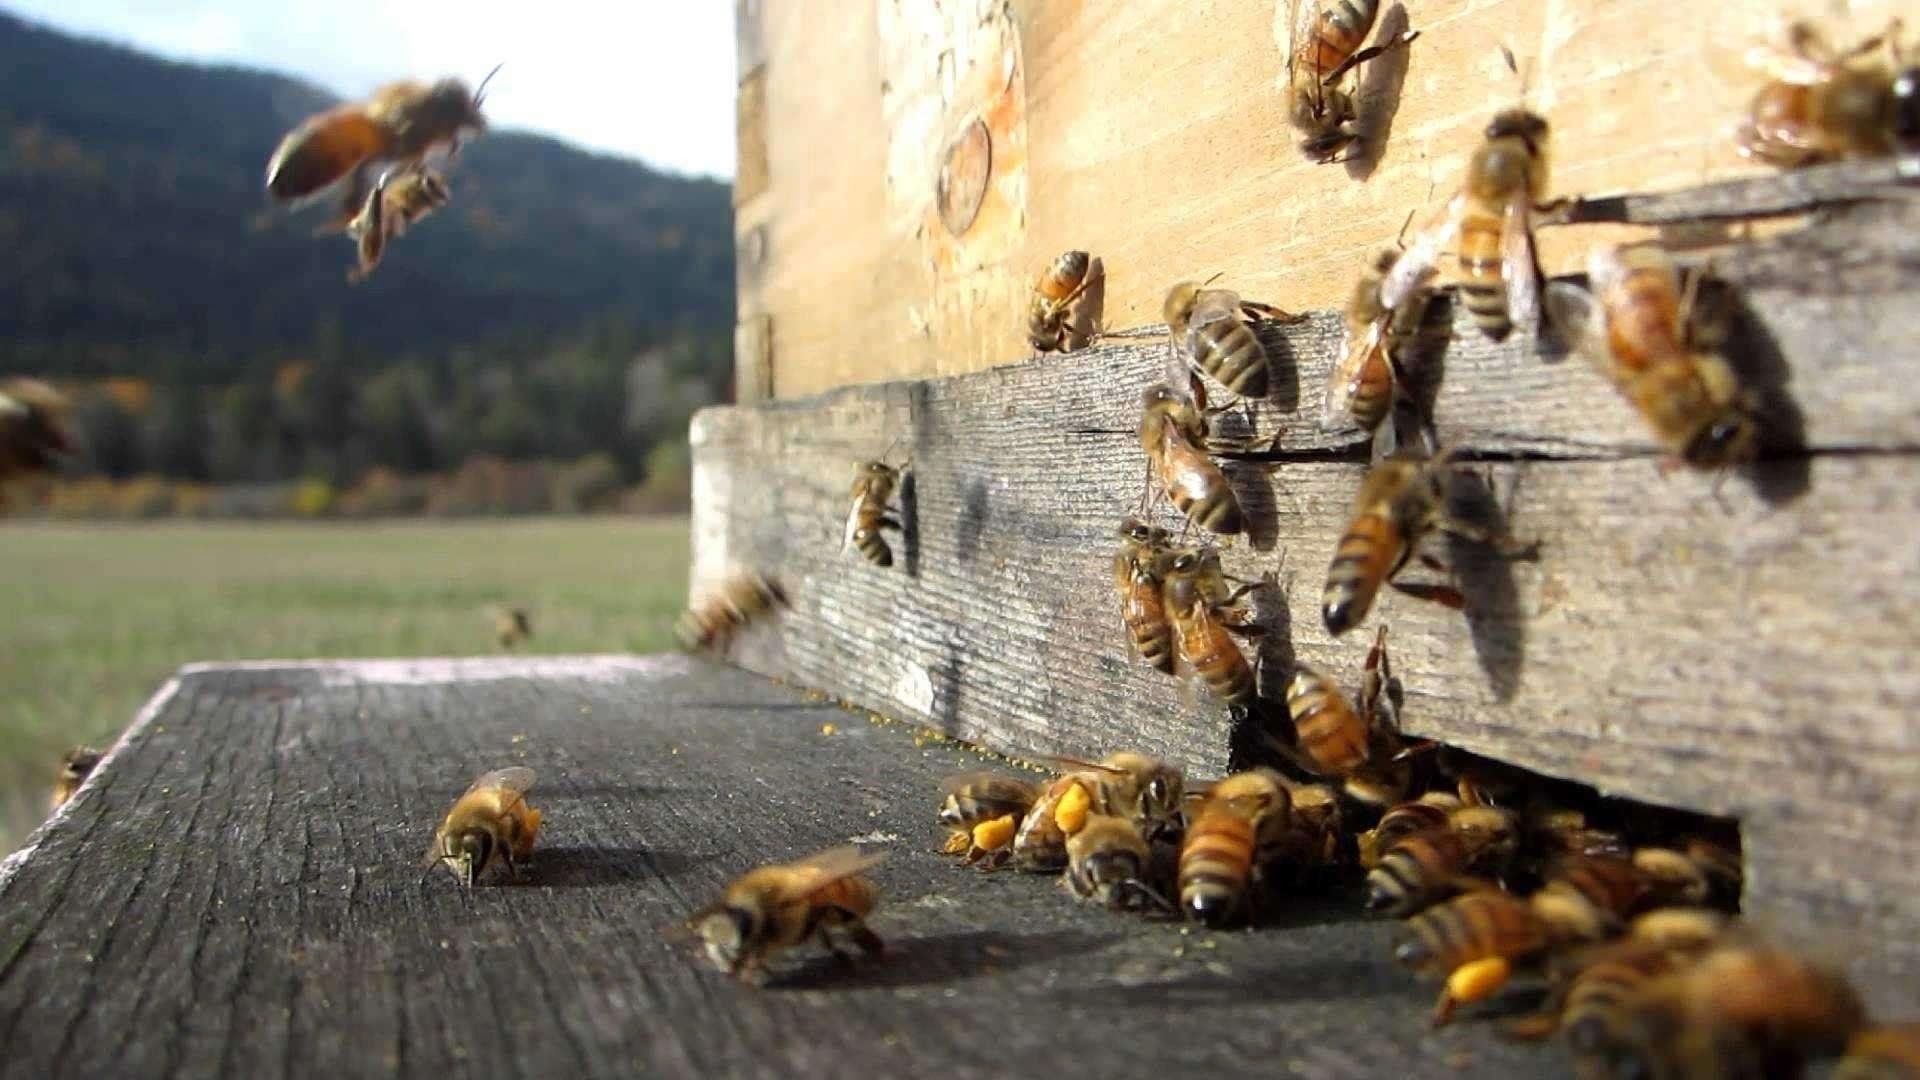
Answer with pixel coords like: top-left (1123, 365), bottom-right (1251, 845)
top-left (742, 0), bottom-right (1912, 395)
top-left (689, 185), bottom-right (1920, 999)
top-left (0, 659), bottom-right (1570, 1077)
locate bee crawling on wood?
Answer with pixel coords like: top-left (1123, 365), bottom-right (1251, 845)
top-left (1329, 228), bottom-right (1436, 435)
top-left (1027, 249), bottom-right (1104, 353)
top-left (686, 845), bottom-right (885, 985)
top-left (676, 568), bottom-right (788, 653)
top-left (1281, 624), bottom-right (1411, 806)
top-left (50, 746), bottom-right (103, 812)
top-left (1164, 276), bottom-right (1304, 400)
top-left (1177, 768), bottom-right (1295, 926)
top-left (424, 766), bottom-right (541, 887)
top-left (1286, 0), bottom-right (1421, 163)
top-left (1364, 800), bottom-right (1519, 917)
top-left (937, 771), bottom-right (1040, 868)
top-left (1011, 751), bottom-right (1185, 871)
top-left (1065, 813), bottom-right (1174, 913)
top-left (844, 454), bottom-right (908, 568)
top-left (1138, 374), bottom-right (1262, 537)
top-left (265, 66), bottom-right (498, 231)
top-left (1113, 517), bottom-right (1177, 674)
top-left (1160, 544), bottom-right (1272, 708)
top-left (1737, 18), bottom-right (1919, 168)
top-left (1397, 889), bottom-right (1552, 1026)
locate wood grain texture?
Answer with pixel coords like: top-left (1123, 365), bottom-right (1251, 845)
top-left (0, 658), bottom-right (1569, 1077)
top-left (741, 0), bottom-right (1912, 396)
top-left (690, 186), bottom-right (1920, 1004)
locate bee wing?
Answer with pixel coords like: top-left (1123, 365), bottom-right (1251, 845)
top-left (1040, 754), bottom-right (1129, 778)
top-left (1500, 198), bottom-right (1540, 333)
top-left (842, 490), bottom-right (865, 551)
top-left (777, 845), bottom-right (887, 902)
top-left (463, 766), bottom-right (537, 798)
top-left (1289, 0), bottom-right (1327, 81)
top-left (1380, 202), bottom-right (1459, 309)
top-left (938, 771), bottom-right (1040, 804)
top-left (1543, 281), bottom-right (1610, 377)
top-left (1325, 317), bottom-right (1387, 428)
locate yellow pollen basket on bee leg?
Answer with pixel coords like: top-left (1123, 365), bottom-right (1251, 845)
top-left (1053, 781), bottom-right (1092, 834)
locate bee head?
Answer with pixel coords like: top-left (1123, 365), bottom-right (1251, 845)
top-left (695, 902), bottom-right (762, 974)
top-left (447, 831), bottom-right (493, 887)
top-left (1485, 109), bottom-right (1548, 153)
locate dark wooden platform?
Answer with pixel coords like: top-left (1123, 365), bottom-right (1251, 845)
top-left (0, 656), bottom-right (1568, 1078)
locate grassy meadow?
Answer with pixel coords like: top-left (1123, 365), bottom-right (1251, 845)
top-left (0, 517), bottom-right (689, 852)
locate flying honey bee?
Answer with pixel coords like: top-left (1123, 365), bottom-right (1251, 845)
top-left (49, 746), bottom-right (103, 812)
top-left (1138, 375), bottom-right (1250, 536)
top-left (492, 606), bottom-right (532, 650)
top-left (1281, 625), bottom-right (1411, 805)
top-left (344, 167), bottom-right (451, 283)
top-left (1384, 99), bottom-right (1551, 342)
top-left (1365, 803), bottom-right (1519, 916)
top-left (676, 569), bottom-right (789, 652)
top-left (1327, 240), bottom-right (1435, 434)
top-left (1164, 277), bottom-right (1303, 399)
top-left (265, 67), bottom-right (498, 229)
top-left (937, 771), bottom-right (1040, 868)
top-left (1286, 0), bottom-right (1421, 162)
top-left (1065, 814), bottom-right (1172, 912)
top-left (1178, 768), bottom-right (1294, 925)
top-left (1606, 940), bottom-right (1866, 1080)
top-left (1027, 250), bottom-right (1103, 353)
top-left (424, 766), bottom-right (541, 887)
top-left (1321, 448), bottom-right (1520, 636)
top-left (1737, 19), bottom-right (1918, 168)
top-left (0, 378), bottom-right (74, 497)
top-left (1160, 544), bottom-right (1266, 707)
top-left (845, 458), bottom-right (906, 567)
top-left (1011, 752), bottom-right (1185, 870)
top-left (686, 845), bottom-right (885, 984)
top-left (1114, 517), bottom-right (1177, 674)
top-left (1396, 889), bottom-right (1552, 1025)
top-left (1358, 790), bottom-right (1461, 870)
top-left (1837, 1022), bottom-right (1920, 1080)
top-left (1544, 243), bottom-right (1760, 471)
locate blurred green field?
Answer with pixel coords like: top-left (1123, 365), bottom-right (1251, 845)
top-left (0, 517), bottom-right (689, 853)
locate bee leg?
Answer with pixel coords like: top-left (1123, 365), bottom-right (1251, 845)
top-left (845, 921), bottom-right (885, 956)
top-left (1320, 28), bottom-right (1422, 85)
top-left (1238, 301), bottom-right (1308, 325)
top-left (1389, 580), bottom-right (1467, 610)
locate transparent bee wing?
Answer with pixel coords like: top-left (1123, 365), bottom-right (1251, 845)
top-left (1290, 0), bottom-right (1333, 85)
top-left (777, 845), bottom-right (887, 902)
top-left (937, 771), bottom-right (1040, 806)
top-left (1500, 198), bottom-right (1540, 334)
top-left (1325, 318), bottom-right (1387, 429)
top-left (1381, 200), bottom-right (1461, 308)
top-left (464, 765), bottom-right (536, 798)
top-left (1543, 281), bottom-right (1610, 379)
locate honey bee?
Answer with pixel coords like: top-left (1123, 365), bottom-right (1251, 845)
top-left (1837, 1022), bottom-right (1920, 1080)
top-left (265, 67), bottom-right (498, 229)
top-left (345, 167), bottom-right (452, 283)
top-left (844, 459), bottom-right (905, 567)
top-left (1178, 768), bottom-right (1294, 925)
top-left (1286, 0), bottom-right (1421, 162)
top-left (1273, 779), bottom-right (1347, 878)
top-left (1065, 814), bottom-right (1172, 912)
top-left (1384, 105), bottom-right (1551, 342)
top-left (675, 569), bottom-right (789, 652)
top-left (1027, 250), bottom-right (1102, 353)
top-left (1163, 277), bottom-right (1302, 399)
top-left (424, 766), bottom-right (541, 887)
top-left (1607, 940), bottom-right (1866, 1080)
top-left (492, 606), bottom-right (532, 650)
top-left (1515, 911), bottom-right (1728, 1056)
top-left (1011, 752), bottom-right (1185, 870)
top-left (1544, 243), bottom-right (1760, 470)
top-left (1114, 517), bottom-right (1177, 674)
top-left (1161, 544), bottom-right (1265, 707)
top-left (1396, 890), bottom-right (1552, 1025)
top-left (1321, 448), bottom-right (1516, 636)
top-left (1327, 243), bottom-right (1435, 433)
top-left (1364, 803), bottom-right (1519, 916)
top-left (1358, 790), bottom-right (1462, 870)
top-left (687, 845), bottom-right (885, 984)
top-left (49, 746), bottom-right (103, 811)
top-left (1524, 803), bottom-right (1631, 866)
top-left (1282, 624), bottom-right (1410, 805)
top-left (937, 772), bottom-right (1040, 867)
top-left (1529, 854), bottom-right (1661, 945)
top-left (1738, 20), bottom-right (1918, 168)
top-left (0, 378), bottom-right (74, 493)
top-left (1138, 376), bottom-right (1247, 536)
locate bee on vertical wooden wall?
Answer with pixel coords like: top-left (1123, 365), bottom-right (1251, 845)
top-left (1320, 448), bottom-right (1520, 637)
top-left (1027, 250), bottom-right (1103, 353)
top-left (265, 67), bottom-right (498, 229)
top-left (687, 845), bottom-right (886, 984)
top-left (1164, 277), bottom-right (1303, 400)
top-left (1328, 238), bottom-right (1435, 434)
top-left (1138, 376), bottom-right (1245, 536)
top-left (1281, 624), bottom-right (1411, 805)
top-left (1161, 544), bottom-right (1265, 707)
top-left (1286, 0), bottom-right (1421, 162)
top-left (938, 772), bottom-right (1039, 867)
top-left (676, 569), bottom-right (789, 652)
top-left (49, 746), bottom-right (103, 812)
top-left (845, 458), bottom-right (906, 567)
top-left (1385, 86), bottom-right (1551, 342)
top-left (1738, 19), bottom-right (1918, 168)
top-left (345, 167), bottom-right (452, 282)
top-left (424, 766), bottom-right (541, 887)
top-left (1545, 244), bottom-right (1760, 471)
top-left (1113, 516), bottom-right (1177, 674)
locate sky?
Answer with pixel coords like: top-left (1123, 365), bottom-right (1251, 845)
top-left (2, 1), bottom-right (739, 178)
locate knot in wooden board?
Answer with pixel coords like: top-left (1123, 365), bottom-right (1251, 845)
top-left (937, 118), bottom-right (992, 236)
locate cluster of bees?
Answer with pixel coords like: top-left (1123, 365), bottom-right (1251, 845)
top-left (262, 68), bottom-right (499, 281)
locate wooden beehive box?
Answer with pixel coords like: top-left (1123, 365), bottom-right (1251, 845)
top-left (714, 0), bottom-right (1920, 1007)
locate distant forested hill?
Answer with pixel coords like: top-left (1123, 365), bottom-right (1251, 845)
top-left (0, 11), bottom-right (735, 496)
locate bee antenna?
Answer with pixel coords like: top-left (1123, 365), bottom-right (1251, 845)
top-left (474, 63), bottom-right (505, 108)
top-left (1200, 271), bottom-right (1226, 288)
